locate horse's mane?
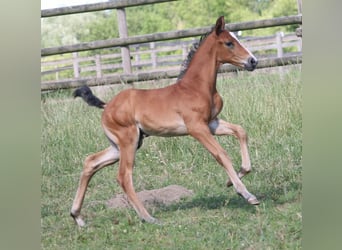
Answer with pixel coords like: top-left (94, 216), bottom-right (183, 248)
top-left (177, 28), bottom-right (214, 81)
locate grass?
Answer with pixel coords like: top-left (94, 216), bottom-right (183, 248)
top-left (41, 65), bottom-right (302, 249)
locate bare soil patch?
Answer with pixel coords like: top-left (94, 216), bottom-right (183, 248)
top-left (107, 185), bottom-right (194, 209)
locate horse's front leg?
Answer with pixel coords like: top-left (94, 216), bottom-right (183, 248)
top-left (209, 118), bottom-right (252, 187)
top-left (188, 124), bottom-right (259, 205)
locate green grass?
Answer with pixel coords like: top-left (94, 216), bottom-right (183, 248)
top-left (41, 66), bottom-right (302, 249)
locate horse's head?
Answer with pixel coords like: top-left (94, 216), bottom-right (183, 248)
top-left (213, 16), bottom-right (257, 71)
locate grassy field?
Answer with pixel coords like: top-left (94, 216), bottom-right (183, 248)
top-left (41, 66), bottom-right (302, 249)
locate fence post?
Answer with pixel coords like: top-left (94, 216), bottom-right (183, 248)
top-left (117, 8), bottom-right (132, 74)
top-left (135, 45), bottom-right (142, 71)
top-left (182, 43), bottom-right (188, 60)
top-left (296, 0), bottom-right (302, 38)
top-left (276, 32), bottom-right (285, 77)
top-left (150, 42), bottom-right (157, 69)
top-left (72, 52), bottom-right (80, 78)
top-left (276, 32), bottom-right (284, 58)
top-left (55, 66), bottom-right (59, 80)
top-left (297, 0), bottom-right (302, 14)
top-left (95, 54), bottom-right (102, 77)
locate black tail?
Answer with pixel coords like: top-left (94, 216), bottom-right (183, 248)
top-left (73, 85), bottom-right (106, 109)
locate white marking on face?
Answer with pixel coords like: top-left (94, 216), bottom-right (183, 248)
top-left (229, 32), bottom-right (256, 61)
top-left (229, 31), bottom-right (238, 40)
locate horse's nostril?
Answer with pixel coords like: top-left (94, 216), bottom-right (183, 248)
top-left (248, 57), bottom-right (257, 66)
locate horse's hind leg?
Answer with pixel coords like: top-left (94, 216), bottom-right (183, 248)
top-left (209, 119), bottom-right (252, 187)
top-left (70, 146), bottom-right (119, 227)
top-left (116, 126), bottom-right (159, 224)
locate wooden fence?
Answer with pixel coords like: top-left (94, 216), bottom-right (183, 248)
top-left (41, 33), bottom-right (301, 82)
top-left (41, 15), bottom-right (302, 57)
top-left (41, 0), bottom-right (302, 91)
top-left (41, 0), bottom-right (178, 17)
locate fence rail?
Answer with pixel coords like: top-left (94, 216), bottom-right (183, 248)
top-left (41, 15), bottom-right (302, 57)
top-left (41, 0), bottom-right (178, 17)
top-left (41, 55), bottom-right (302, 91)
top-left (41, 33), bottom-right (301, 83)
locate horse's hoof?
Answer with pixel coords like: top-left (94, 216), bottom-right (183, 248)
top-left (248, 197), bottom-right (260, 205)
top-left (76, 218), bottom-right (86, 227)
top-left (71, 213), bottom-right (86, 227)
top-left (143, 216), bottom-right (163, 225)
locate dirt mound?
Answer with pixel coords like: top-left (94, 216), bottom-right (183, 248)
top-left (107, 185), bottom-right (193, 209)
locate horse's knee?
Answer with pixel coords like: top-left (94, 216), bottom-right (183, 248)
top-left (82, 155), bottom-right (96, 177)
top-left (235, 125), bottom-right (248, 141)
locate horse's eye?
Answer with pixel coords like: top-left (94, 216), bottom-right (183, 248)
top-left (226, 41), bottom-right (234, 48)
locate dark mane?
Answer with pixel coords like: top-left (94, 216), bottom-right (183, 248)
top-left (177, 28), bottom-right (214, 81)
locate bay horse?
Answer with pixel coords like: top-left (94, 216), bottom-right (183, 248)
top-left (71, 16), bottom-right (259, 226)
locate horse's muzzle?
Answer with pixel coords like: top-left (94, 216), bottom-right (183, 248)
top-left (244, 57), bottom-right (258, 71)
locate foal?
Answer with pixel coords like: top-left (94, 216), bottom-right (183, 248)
top-left (71, 16), bottom-right (259, 226)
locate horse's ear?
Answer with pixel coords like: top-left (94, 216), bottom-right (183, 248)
top-left (215, 16), bottom-right (225, 36)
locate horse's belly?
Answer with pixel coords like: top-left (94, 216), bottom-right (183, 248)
top-left (137, 118), bottom-right (188, 137)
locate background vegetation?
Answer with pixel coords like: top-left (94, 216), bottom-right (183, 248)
top-left (41, 66), bottom-right (302, 249)
top-left (41, 0), bottom-right (299, 48)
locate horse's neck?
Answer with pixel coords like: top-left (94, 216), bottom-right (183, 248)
top-left (180, 38), bottom-right (220, 94)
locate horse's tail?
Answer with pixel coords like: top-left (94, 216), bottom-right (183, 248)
top-left (73, 85), bottom-right (106, 109)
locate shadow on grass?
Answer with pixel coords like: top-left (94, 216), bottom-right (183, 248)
top-left (156, 180), bottom-right (301, 214)
top-left (156, 192), bottom-right (256, 214)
